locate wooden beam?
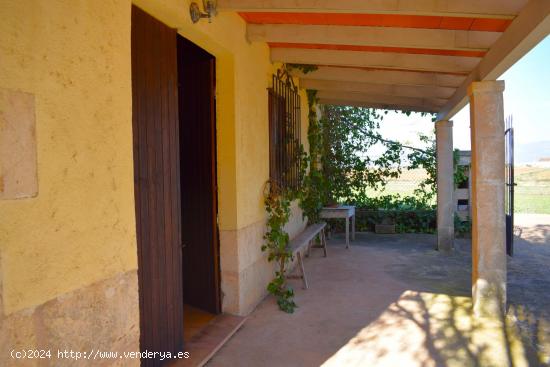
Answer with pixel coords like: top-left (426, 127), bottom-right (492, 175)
top-left (239, 13), bottom-right (513, 32)
top-left (271, 48), bottom-right (481, 73)
top-left (248, 24), bottom-right (500, 51)
top-left (319, 99), bottom-right (437, 113)
top-left (300, 79), bottom-right (456, 99)
top-left (317, 90), bottom-right (446, 111)
top-left (290, 66), bottom-right (466, 88)
top-left (219, 0), bottom-right (526, 18)
top-left (437, 0), bottom-right (550, 120)
top-left (269, 43), bottom-right (487, 58)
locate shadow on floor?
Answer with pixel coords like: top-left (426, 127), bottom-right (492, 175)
top-left (207, 231), bottom-right (549, 367)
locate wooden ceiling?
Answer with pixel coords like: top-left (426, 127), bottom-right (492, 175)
top-left (218, 0), bottom-right (550, 119)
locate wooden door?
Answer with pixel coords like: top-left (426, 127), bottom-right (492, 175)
top-left (131, 6), bottom-right (183, 365)
top-left (178, 36), bottom-right (221, 314)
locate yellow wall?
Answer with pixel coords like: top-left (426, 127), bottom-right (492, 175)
top-left (0, 0), bottom-right (309, 315)
top-left (0, 0), bottom-right (136, 313)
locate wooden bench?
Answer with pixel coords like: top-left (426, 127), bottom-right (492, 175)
top-left (287, 222), bottom-right (327, 289)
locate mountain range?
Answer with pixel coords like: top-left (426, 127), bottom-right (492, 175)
top-left (515, 141), bottom-right (550, 164)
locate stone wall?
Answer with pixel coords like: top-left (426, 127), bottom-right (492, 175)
top-left (0, 270), bottom-right (139, 367)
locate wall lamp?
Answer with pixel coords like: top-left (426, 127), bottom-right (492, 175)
top-left (190, 0), bottom-right (218, 23)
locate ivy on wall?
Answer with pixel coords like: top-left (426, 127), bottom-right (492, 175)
top-left (262, 181), bottom-right (297, 313)
top-left (261, 84), bottom-right (325, 313)
top-left (285, 63), bottom-right (319, 75)
top-left (298, 90), bottom-right (326, 224)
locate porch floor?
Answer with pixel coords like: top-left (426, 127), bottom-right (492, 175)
top-left (207, 214), bottom-right (550, 366)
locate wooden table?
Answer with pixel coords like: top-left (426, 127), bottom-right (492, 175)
top-left (320, 205), bottom-right (355, 249)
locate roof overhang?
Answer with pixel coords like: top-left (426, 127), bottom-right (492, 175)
top-left (219, 0), bottom-right (550, 118)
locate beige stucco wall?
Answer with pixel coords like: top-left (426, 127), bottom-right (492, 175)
top-left (1, 0), bottom-right (309, 349)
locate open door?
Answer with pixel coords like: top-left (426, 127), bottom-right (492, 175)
top-left (178, 36), bottom-right (221, 315)
top-left (131, 6), bottom-right (184, 365)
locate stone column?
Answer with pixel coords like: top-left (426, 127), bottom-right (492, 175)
top-left (435, 120), bottom-right (454, 253)
top-left (468, 80), bottom-right (506, 317)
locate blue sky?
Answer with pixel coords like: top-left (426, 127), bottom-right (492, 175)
top-left (377, 35), bottom-right (550, 152)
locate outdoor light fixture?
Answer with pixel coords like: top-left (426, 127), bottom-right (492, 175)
top-left (190, 0), bottom-right (218, 23)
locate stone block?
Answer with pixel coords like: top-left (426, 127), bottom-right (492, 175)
top-left (0, 270), bottom-right (139, 367)
top-left (0, 88), bottom-right (38, 200)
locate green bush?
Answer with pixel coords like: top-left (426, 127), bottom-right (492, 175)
top-left (328, 208), bottom-right (436, 234)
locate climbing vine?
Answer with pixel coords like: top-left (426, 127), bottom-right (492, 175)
top-left (262, 181), bottom-right (297, 313)
top-left (262, 84), bottom-right (329, 313)
top-left (285, 63), bottom-right (319, 75)
top-left (298, 89), bottom-right (327, 224)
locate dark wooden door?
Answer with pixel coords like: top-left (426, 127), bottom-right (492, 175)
top-left (131, 6), bottom-right (183, 365)
top-left (178, 36), bottom-right (221, 314)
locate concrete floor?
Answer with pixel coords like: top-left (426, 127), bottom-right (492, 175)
top-left (509, 214), bottom-right (550, 365)
top-left (207, 214), bottom-right (550, 367)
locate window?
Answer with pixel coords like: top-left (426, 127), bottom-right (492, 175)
top-left (268, 69), bottom-right (301, 191)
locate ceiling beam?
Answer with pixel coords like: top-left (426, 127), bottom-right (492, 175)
top-left (271, 48), bottom-right (480, 73)
top-left (239, 12), bottom-right (513, 32)
top-left (319, 99), bottom-right (437, 113)
top-left (437, 0), bottom-right (550, 120)
top-left (248, 24), bottom-right (499, 51)
top-left (219, 0), bottom-right (526, 18)
top-left (300, 79), bottom-right (456, 99)
top-left (290, 66), bottom-right (466, 88)
top-left (316, 90), bottom-right (446, 111)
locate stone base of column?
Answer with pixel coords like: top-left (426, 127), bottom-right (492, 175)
top-left (437, 226), bottom-right (454, 253)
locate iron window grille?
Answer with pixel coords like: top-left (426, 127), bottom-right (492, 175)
top-left (268, 69), bottom-right (302, 192)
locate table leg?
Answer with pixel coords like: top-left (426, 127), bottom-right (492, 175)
top-left (345, 217), bottom-right (350, 249)
top-left (352, 214), bottom-right (356, 241)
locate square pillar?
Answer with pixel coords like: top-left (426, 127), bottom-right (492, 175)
top-left (435, 120), bottom-right (454, 253)
top-left (468, 80), bottom-right (506, 318)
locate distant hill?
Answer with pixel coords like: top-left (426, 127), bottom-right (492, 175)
top-left (515, 141), bottom-right (550, 164)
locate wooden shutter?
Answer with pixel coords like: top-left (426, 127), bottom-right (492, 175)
top-left (131, 6), bottom-right (183, 365)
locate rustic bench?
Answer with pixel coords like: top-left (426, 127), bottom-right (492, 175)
top-left (287, 222), bottom-right (327, 289)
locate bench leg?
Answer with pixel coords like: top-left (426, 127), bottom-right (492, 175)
top-left (322, 229), bottom-right (328, 257)
top-left (306, 239), bottom-right (312, 257)
top-left (297, 251), bottom-right (308, 289)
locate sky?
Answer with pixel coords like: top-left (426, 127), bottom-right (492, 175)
top-left (376, 35), bottom-right (550, 152)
